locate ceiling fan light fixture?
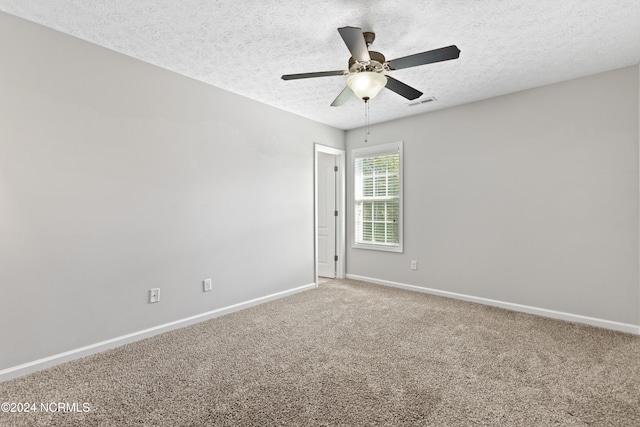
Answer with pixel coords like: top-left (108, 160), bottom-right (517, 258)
top-left (347, 72), bottom-right (387, 101)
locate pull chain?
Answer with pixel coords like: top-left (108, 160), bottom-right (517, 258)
top-left (364, 98), bottom-right (370, 143)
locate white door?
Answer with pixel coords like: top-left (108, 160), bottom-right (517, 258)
top-left (317, 152), bottom-right (337, 278)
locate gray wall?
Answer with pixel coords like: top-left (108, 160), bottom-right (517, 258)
top-left (0, 12), bottom-right (344, 370)
top-left (346, 66), bottom-right (640, 326)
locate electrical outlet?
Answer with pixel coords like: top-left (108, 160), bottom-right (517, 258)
top-left (149, 288), bottom-right (160, 303)
top-left (411, 260), bottom-right (418, 270)
top-left (203, 278), bottom-right (212, 292)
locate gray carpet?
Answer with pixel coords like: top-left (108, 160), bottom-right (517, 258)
top-left (1, 279), bottom-right (639, 426)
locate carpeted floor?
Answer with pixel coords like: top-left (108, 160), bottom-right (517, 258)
top-left (1, 279), bottom-right (639, 426)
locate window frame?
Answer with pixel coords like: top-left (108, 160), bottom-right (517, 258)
top-left (352, 141), bottom-right (403, 253)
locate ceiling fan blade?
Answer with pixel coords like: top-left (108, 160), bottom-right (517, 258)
top-left (385, 76), bottom-right (423, 100)
top-left (281, 70), bottom-right (347, 80)
top-left (330, 86), bottom-right (354, 107)
top-left (387, 45), bottom-right (460, 70)
top-left (338, 26), bottom-right (370, 63)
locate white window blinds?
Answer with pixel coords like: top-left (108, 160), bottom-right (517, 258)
top-left (353, 142), bottom-right (403, 252)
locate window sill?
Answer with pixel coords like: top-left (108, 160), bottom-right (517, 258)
top-left (352, 243), bottom-right (403, 253)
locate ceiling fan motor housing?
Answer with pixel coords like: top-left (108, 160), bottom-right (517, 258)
top-left (349, 51), bottom-right (386, 74)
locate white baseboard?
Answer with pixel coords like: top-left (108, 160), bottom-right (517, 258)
top-left (0, 283), bottom-right (316, 383)
top-left (346, 274), bottom-right (640, 335)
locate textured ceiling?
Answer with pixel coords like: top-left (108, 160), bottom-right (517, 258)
top-left (1, 1), bottom-right (639, 130)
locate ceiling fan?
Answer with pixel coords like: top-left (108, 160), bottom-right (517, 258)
top-left (281, 26), bottom-right (460, 106)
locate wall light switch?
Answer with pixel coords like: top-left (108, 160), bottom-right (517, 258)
top-left (203, 278), bottom-right (212, 292)
top-left (149, 288), bottom-right (160, 303)
top-left (410, 260), bottom-right (418, 270)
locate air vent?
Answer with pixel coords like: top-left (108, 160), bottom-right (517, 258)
top-left (407, 96), bottom-right (437, 107)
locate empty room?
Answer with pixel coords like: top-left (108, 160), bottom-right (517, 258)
top-left (1, 1), bottom-right (639, 425)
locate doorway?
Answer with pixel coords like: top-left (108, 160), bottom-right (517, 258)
top-left (315, 144), bottom-right (345, 283)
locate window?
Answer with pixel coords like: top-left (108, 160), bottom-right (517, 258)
top-left (353, 141), bottom-right (403, 252)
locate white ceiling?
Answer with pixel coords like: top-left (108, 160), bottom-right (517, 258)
top-left (1, 1), bottom-right (639, 130)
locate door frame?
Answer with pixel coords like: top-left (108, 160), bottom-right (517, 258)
top-left (314, 144), bottom-right (346, 285)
